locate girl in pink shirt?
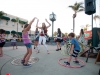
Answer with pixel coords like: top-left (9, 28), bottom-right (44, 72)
top-left (21, 17), bottom-right (37, 67)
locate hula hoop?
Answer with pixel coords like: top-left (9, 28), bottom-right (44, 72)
top-left (58, 57), bottom-right (85, 68)
top-left (61, 41), bottom-right (87, 56)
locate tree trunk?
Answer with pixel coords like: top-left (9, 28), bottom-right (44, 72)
top-left (73, 17), bottom-right (75, 32)
top-left (73, 14), bottom-right (76, 32)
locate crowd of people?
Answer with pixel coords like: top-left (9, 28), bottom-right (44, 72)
top-left (0, 17), bottom-right (87, 67)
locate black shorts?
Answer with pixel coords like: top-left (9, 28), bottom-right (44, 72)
top-left (71, 50), bottom-right (80, 57)
top-left (0, 42), bottom-right (5, 47)
top-left (55, 38), bottom-right (63, 43)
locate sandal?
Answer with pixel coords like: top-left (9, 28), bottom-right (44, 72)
top-left (47, 51), bottom-right (50, 54)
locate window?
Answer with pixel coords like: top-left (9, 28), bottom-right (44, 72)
top-left (0, 20), bottom-right (3, 25)
top-left (6, 21), bottom-right (8, 25)
top-left (12, 22), bottom-right (14, 26)
top-left (18, 24), bottom-right (21, 28)
top-left (21, 25), bottom-right (23, 28)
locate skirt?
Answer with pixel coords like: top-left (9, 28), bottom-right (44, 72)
top-left (11, 42), bottom-right (17, 46)
top-left (0, 42), bottom-right (5, 47)
top-left (55, 38), bottom-right (63, 43)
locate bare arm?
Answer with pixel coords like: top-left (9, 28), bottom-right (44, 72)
top-left (36, 19), bottom-right (42, 29)
top-left (70, 44), bottom-right (74, 54)
top-left (24, 17), bottom-right (36, 31)
top-left (45, 19), bottom-right (51, 28)
top-left (0, 34), bottom-right (6, 39)
top-left (78, 32), bottom-right (81, 38)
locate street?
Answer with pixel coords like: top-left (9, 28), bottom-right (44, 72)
top-left (0, 45), bottom-right (100, 75)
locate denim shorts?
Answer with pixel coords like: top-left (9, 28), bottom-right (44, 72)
top-left (11, 42), bottom-right (16, 46)
top-left (34, 36), bottom-right (39, 41)
top-left (25, 43), bottom-right (32, 48)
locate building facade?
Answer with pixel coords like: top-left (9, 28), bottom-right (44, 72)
top-left (0, 13), bottom-right (28, 32)
top-left (0, 13), bottom-right (36, 41)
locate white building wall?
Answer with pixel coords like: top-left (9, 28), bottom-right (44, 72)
top-left (0, 13), bottom-right (28, 32)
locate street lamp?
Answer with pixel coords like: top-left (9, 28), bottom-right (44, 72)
top-left (49, 12), bottom-right (56, 37)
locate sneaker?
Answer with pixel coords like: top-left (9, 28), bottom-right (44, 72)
top-left (56, 49), bottom-right (59, 51)
top-left (59, 48), bottom-right (61, 50)
top-left (21, 60), bottom-right (25, 64)
top-left (73, 61), bottom-right (79, 64)
top-left (23, 63), bottom-right (32, 67)
top-left (47, 51), bottom-right (50, 54)
top-left (64, 61), bottom-right (70, 65)
top-left (34, 47), bottom-right (35, 49)
top-left (36, 50), bottom-right (40, 54)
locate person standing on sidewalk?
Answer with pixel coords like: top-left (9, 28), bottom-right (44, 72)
top-left (78, 29), bottom-right (85, 43)
top-left (0, 29), bottom-right (6, 57)
top-left (36, 19), bottom-right (51, 54)
top-left (55, 28), bottom-right (63, 51)
top-left (11, 34), bottom-right (18, 50)
top-left (21, 17), bottom-right (37, 67)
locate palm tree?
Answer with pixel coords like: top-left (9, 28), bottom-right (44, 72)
top-left (93, 15), bottom-right (100, 27)
top-left (68, 2), bottom-right (84, 32)
top-left (53, 31), bottom-right (57, 36)
top-left (0, 11), bottom-right (5, 18)
top-left (64, 32), bottom-right (68, 36)
top-left (83, 24), bottom-right (91, 31)
top-left (0, 11), bottom-right (6, 23)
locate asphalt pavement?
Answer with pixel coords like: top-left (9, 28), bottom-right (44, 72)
top-left (0, 45), bottom-right (100, 75)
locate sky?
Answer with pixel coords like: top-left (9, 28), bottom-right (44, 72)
top-left (0, 0), bottom-right (100, 36)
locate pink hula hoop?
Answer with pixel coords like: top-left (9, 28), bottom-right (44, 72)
top-left (58, 58), bottom-right (85, 68)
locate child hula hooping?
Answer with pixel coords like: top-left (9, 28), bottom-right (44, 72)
top-left (64, 32), bottom-right (81, 65)
top-left (21, 17), bottom-right (37, 67)
top-left (36, 19), bottom-right (51, 54)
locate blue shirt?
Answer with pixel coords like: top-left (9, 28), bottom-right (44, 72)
top-left (71, 38), bottom-right (80, 51)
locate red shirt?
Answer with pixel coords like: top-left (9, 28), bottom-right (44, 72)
top-left (40, 30), bottom-right (47, 36)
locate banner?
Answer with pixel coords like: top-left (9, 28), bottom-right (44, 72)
top-left (84, 30), bottom-right (92, 39)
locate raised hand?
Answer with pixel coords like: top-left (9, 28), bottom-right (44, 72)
top-left (37, 19), bottom-right (39, 22)
top-left (45, 18), bottom-right (51, 28)
top-left (45, 19), bottom-right (48, 22)
top-left (34, 17), bottom-right (38, 19)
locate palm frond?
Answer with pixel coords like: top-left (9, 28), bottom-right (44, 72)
top-left (86, 24), bottom-right (90, 27)
top-left (74, 2), bottom-right (78, 6)
top-left (76, 2), bottom-right (84, 10)
top-left (68, 2), bottom-right (84, 13)
top-left (0, 11), bottom-right (5, 17)
top-left (68, 5), bottom-right (76, 11)
top-left (78, 9), bottom-right (84, 12)
top-left (16, 17), bottom-right (19, 22)
top-left (79, 6), bottom-right (84, 8)
top-left (94, 15), bottom-right (100, 20)
top-left (78, 2), bottom-right (83, 5)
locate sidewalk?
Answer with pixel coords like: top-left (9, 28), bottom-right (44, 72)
top-left (0, 45), bottom-right (100, 75)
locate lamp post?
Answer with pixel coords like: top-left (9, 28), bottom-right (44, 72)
top-left (49, 12), bottom-right (56, 37)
